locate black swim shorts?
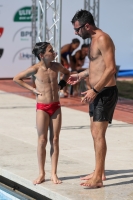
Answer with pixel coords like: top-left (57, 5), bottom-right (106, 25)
top-left (89, 85), bottom-right (118, 123)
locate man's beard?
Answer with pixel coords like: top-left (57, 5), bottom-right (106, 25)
top-left (81, 32), bottom-right (91, 39)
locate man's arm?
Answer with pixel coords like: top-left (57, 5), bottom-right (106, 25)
top-left (13, 65), bottom-right (39, 93)
top-left (94, 35), bottom-right (117, 92)
top-left (67, 68), bottom-right (89, 86)
top-left (78, 68), bottom-right (89, 80)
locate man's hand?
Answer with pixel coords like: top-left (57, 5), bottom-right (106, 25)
top-left (33, 88), bottom-right (42, 96)
top-left (81, 89), bottom-right (97, 103)
top-left (67, 74), bottom-right (80, 85)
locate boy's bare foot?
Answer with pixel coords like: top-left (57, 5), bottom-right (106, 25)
top-left (51, 174), bottom-right (62, 184)
top-left (33, 174), bottom-right (45, 185)
top-left (80, 172), bottom-right (106, 181)
top-left (80, 177), bottom-right (103, 188)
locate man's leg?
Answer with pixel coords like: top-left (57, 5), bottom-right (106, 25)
top-left (49, 107), bottom-right (62, 184)
top-left (81, 117), bottom-right (106, 181)
top-left (33, 110), bottom-right (49, 185)
top-left (81, 121), bottom-right (108, 188)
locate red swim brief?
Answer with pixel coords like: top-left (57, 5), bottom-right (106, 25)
top-left (36, 102), bottom-right (61, 116)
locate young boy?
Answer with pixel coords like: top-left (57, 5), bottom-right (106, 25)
top-left (13, 42), bottom-right (70, 184)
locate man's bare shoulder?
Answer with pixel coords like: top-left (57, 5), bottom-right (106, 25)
top-left (95, 31), bottom-right (115, 52)
top-left (97, 30), bottom-right (114, 45)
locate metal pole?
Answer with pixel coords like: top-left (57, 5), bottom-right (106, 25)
top-left (38, 0), bottom-right (41, 41)
top-left (93, 0), bottom-right (95, 17)
top-left (53, 0), bottom-right (56, 48)
top-left (84, 0), bottom-right (99, 27)
top-left (42, 0), bottom-right (47, 41)
top-left (58, 0), bottom-right (62, 63)
top-left (97, 0), bottom-right (99, 27)
top-left (31, 0), bottom-right (37, 65)
top-left (57, 0), bottom-right (62, 82)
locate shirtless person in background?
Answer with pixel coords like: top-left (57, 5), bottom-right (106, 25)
top-left (13, 42), bottom-right (70, 185)
top-left (71, 43), bottom-right (89, 72)
top-left (68, 10), bottom-right (118, 188)
top-left (61, 38), bottom-right (80, 97)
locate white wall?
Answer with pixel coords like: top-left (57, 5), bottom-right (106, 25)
top-left (61, 0), bottom-right (133, 70)
top-left (0, 0), bottom-right (133, 78)
top-left (99, 0), bottom-right (133, 70)
top-left (61, 0), bottom-right (84, 47)
top-left (0, 0), bottom-right (32, 78)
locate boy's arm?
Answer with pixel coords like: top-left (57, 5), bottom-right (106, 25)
top-left (58, 63), bottom-right (70, 81)
top-left (56, 63), bottom-right (70, 90)
top-left (13, 65), bottom-right (41, 95)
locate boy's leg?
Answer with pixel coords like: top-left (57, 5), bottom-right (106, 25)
top-left (33, 110), bottom-right (50, 185)
top-left (49, 107), bottom-right (62, 184)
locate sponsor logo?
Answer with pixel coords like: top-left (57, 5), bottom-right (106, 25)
top-left (13, 47), bottom-right (33, 62)
top-left (13, 26), bottom-right (37, 41)
top-left (14, 6), bottom-right (37, 22)
top-left (0, 49), bottom-right (4, 58)
top-left (0, 27), bottom-right (4, 37)
top-left (19, 53), bottom-right (32, 60)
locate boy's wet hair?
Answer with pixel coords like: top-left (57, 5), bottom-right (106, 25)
top-left (32, 42), bottom-right (50, 61)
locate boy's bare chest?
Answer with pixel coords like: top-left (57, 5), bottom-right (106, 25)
top-left (35, 68), bottom-right (58, 83)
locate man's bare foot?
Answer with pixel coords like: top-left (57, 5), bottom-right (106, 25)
top-left (80, 178), bottom-right (103, 188)
top-left (80, 172), bottom-right (106, 181)
top-left (33, 174), bottom-right (45, 185)
top-left (51, 174), bottom-right (62, 184)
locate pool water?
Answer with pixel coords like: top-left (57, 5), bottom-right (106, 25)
top-left (0, 189), bottom-right (20, 200)
top-left (0, 185), bottom-right (29, 200)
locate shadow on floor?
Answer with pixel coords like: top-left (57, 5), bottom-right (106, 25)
top-left (59, 169), bottom-right (133, 188)
top-left (61, 123), bottom-right (133, 130)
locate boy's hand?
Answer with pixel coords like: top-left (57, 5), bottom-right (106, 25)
top-left (33, 88), bottom-right (42, 96)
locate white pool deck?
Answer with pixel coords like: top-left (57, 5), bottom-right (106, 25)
top-left (0, 91), bottom-right (133, 200)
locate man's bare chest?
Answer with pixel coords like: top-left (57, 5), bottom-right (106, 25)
top-left (88, 42), bottom-right (101, 61)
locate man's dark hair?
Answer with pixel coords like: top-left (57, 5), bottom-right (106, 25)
top-left (71, 9), bottom-right (95, 26)
top-left (32, 42), bottom-right (50, 61)
top-left (72, 38), bottom-right (80, 44)
top-left (81, 43), bottom-right (90, 48)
